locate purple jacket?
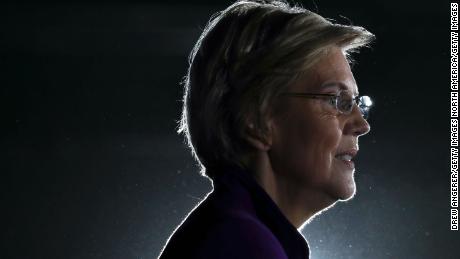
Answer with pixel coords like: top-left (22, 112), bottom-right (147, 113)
top-left (159, 166), bottom-right (310, 258)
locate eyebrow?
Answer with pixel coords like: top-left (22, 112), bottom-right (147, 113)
top-left (320, 81), bottom-right (359, 96)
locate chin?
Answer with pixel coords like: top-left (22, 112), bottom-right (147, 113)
top-left (339, 188), bottom-right (356, 201)
top-left (328, 181), bottom-right (356, 201)
top-left (339, 181), bottom-right (357, 201)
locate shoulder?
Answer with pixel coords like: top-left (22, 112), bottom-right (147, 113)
top-left (159, 210), bottom-right (288, 259)
top-left (193, 211), bottom-right (289, 259)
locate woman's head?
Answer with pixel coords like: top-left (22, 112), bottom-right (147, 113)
top-left (178, 0), bottom-right (374, 179)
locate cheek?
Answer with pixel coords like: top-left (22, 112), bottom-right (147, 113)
top-left (271, 111), bottom-right (342, 181)
top-left (305, 118), bottom-right (342, 175)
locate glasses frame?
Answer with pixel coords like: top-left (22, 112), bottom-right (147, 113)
top-left (280, 90), bottom-right (372, 119)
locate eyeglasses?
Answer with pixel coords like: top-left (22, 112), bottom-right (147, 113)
top-left (280, 90), bottom-right (373, 119)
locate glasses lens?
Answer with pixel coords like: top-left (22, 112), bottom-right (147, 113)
top-left (358, 96), bottom-right (372, 119)
top-left (337, 91), bottom-right (354, 114)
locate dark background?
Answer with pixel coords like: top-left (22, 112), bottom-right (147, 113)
top-left (2, 0), bottom-right (456, 258)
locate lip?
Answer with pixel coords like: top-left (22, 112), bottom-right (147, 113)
top-left (335, 149), bottom-right (358, 170)
top-left (335, 149), bottom-right (358, 158)
top-left (336, 158), bottom-right (355, 170)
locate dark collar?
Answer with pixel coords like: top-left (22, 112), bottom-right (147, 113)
top-left (213, 166), bottom-right (310, 259)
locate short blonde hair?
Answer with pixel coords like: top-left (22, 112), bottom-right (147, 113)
top-left (177, 0), bottom-right (374, 179)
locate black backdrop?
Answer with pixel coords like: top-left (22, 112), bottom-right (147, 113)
top-left (2, 0), bottom-right (457, 258)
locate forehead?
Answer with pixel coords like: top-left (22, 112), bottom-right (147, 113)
top-left (291, 47), bottom-right (359, 95)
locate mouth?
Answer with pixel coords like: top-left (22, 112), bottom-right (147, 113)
top-left (334, 149), bottom-right (358, 170)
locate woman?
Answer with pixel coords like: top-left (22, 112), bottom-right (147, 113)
top-left (159, 0), bottom-right (374, 258)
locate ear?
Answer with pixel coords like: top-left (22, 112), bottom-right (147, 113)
top-left (243, 120), bottom-right (274, 152)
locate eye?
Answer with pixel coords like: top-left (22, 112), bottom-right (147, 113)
top-left (337, 91), bottom-right (353, 111)
top-left (328, 97), bottom-right (337, 106)
top-left (338, 99), bottom-right (352, 112)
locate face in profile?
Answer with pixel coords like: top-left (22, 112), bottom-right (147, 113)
top-left (269, 47), bottom-right (370, 201)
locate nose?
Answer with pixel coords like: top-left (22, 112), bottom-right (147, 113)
top-left (343, 105), bottom-right (370, 137)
